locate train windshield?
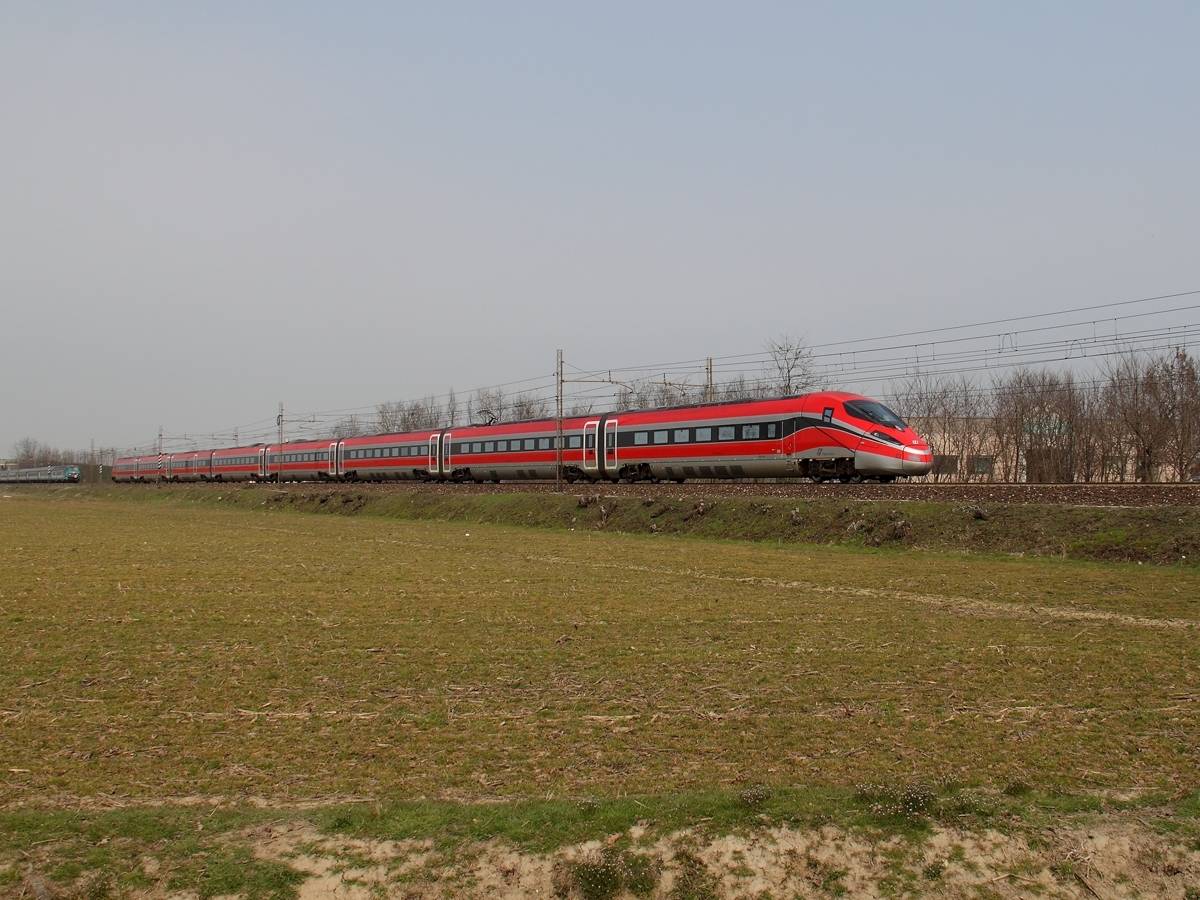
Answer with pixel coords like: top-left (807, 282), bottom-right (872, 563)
top-left (843, 400), bottom-right (907, 431)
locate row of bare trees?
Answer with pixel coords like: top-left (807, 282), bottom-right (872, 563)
top-left (6, 439), bottom-right (112, 468)
top-left (886, 348), bottom-right (1200, 483)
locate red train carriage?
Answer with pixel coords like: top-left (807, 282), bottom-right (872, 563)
top-left (266, 439), bottom-right (338, 482)
top-left (338, 429), bottom-right (442, 482)
top-left (429, 417), bottom-right (588, 483)
top-left (211, 445), bottom-right (268, 482)
top-left (590, 392), bottom-right (931, 483)
top-left (111, 457), bottom-right (139, 482)
top-left (112, 455), bottom-right (168, 482)
top-left (165, 451), bottom-right (210, 482)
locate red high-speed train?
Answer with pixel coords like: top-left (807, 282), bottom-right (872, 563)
top-left (112, 391), bottom-right (933, 485)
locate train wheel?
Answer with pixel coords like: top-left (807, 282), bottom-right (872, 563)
top-left (811, 476), bottom-right (825, 484)
top-left (848, 475), bottom-right (864, 483)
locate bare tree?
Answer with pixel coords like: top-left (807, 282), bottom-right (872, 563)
top-left (376, 401), bottom-right (405, 433)
top-left (470, 387), bottom-right (507, 424)
top-left (764, 334), bottom-right (815, 396)
top-left (328, 415), bottom-right (367, 439)
top-left (717, 373), bottom-right (771, 402)
top-left (445, 389), bottom-right (459, 428)
top-left (1103, 350), bottom-right (1177, 482)
top-left (509, 392), bottom-right (549, 420)
top-left (617, 378), bottom-right (655, 410)
top-left (11, 438), bottom-right (45, 466)
top-left (9, 438), bottom-right (69, 467)
top-left (400, 396), bottom-right (442, 431)
top-left (1154, 348), bottom-right (1200, 482)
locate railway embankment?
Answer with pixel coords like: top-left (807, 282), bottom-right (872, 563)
top-left (19, 482), bottom-right (1200, 565)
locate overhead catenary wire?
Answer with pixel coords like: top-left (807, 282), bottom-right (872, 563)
top-left (123, 288), bottom-right (1198, 456)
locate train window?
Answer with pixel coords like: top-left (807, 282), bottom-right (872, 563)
top-left (843, 399), bottom-right (907, 430)
top-left (718, 426), bottom-right (735, 441)
top-left (585, 433), bottom-right (595, 449)
top-left (460, 443), bottom-right (471, 453)
top-left (484, 442), bottom-right (494, 453)
top-left (674, 429), bottom-right (689, 443)
top-left (634, 432), bottom-right (649, 445)
top-left (606, 431), bottom-right (615, 448)
top-left (743, 424), bottom-right (760, 440)
top-left (538, 438), bottom-right (550, 450)
top-left (696, 427), bottom-right (712, 442)
top-left (497, 441), bottom-right (507, 451)
top-left (767, 423), bottom-right (777, 438)
top-left (524, 439), bottom-right (535, 450)
top-left (472, 442), bottom-right (482, 453)
top-left (568, 435), bottom-right (582, 449)
top-left (653, 431), bottom-right (668, 444)
top-left (823, 407), bottom-right (834, 424)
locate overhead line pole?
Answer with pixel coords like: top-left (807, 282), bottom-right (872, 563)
top-left (556, 350), bottom-right (564, 494)
top-left (278, 402), bottom-right (284, 483)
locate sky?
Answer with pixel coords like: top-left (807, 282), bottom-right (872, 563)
top-left (2, 2), bottom-right (1198, 454)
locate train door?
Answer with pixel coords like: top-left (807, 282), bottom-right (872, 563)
top-left (582, 420), bottom-right (599, 475)
top-left (428, 434), bottom-right (440, 478)
top-left (328, 442), bottom-right (338, 478)
top-left (442, 432), bottom-right (452, 478)
top-left (603, 418), bottom-right (618, 479)
top-left (258, 448), bottom-right (267, 480)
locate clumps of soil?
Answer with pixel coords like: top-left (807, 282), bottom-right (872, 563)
top-left (242, 814), bottom-right (1200, 899)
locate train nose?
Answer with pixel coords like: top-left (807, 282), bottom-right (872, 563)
top-left (902, 446), bottom-right (933, 476)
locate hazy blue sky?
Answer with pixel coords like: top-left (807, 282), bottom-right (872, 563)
top-left (2, 2), bottom-right (1198, 453)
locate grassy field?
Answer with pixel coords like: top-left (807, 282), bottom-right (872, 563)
top-left (1, 491), bottom-right (1198, 897)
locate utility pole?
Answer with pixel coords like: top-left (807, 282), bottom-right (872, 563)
top-left (277, 402), bottom-right (284, 483)
top-left (233, 427), bottom-right (238, 446)
top-left (157, 426), bottom-right (163, 484)
top-left (556, 349), bottom-right (564, 493)
top-left (706, 357), bottom-right (714, 403)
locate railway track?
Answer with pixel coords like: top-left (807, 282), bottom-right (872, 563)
top-left (218, 479), bottom-right (1200, 507)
